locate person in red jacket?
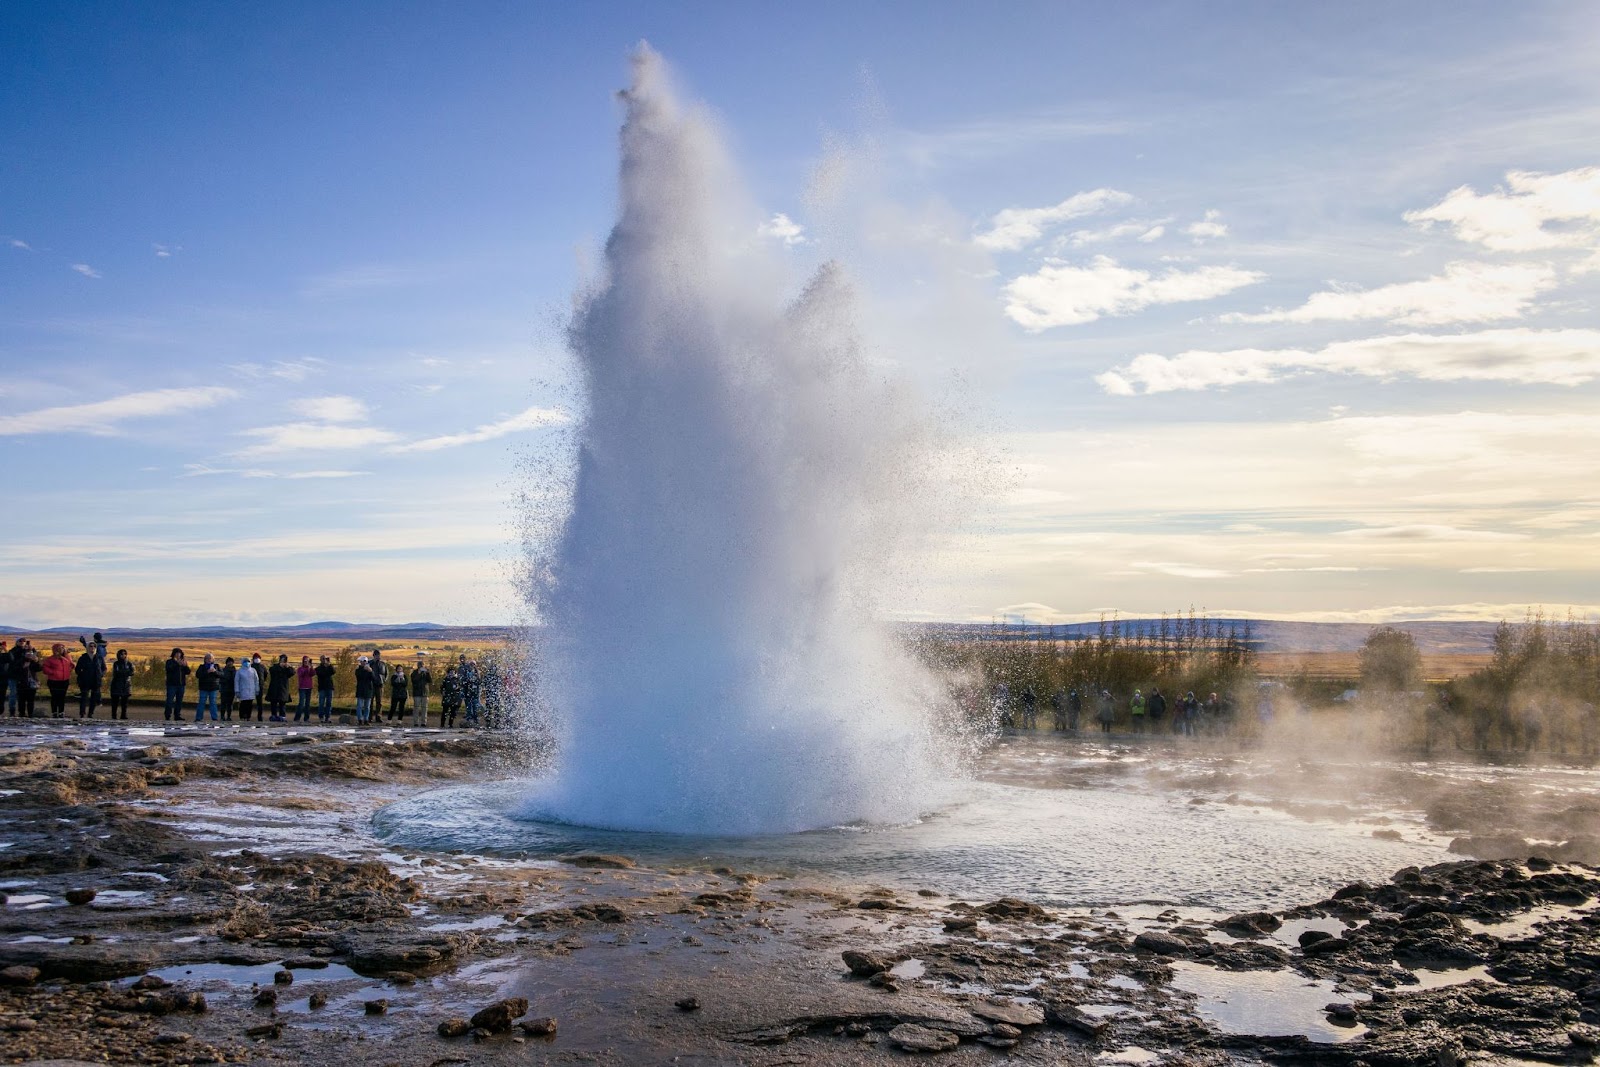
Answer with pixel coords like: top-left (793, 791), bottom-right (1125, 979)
top-left (294, 656), bottom-right (315, 723)
top-left (42, 643), bottom-right (74, 718)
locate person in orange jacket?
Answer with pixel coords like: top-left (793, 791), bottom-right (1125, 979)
top-left (42, 643), bottom-right (74, 718)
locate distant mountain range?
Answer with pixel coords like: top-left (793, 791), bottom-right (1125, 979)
top-left (0, 618), bottom-right (1512, 654)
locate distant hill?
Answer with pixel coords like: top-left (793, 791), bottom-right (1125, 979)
top-left (0, 617), bottom-right (1512, 655)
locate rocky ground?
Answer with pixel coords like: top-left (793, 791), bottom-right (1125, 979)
top-left (1, 725), bottom-right (1598, 1066)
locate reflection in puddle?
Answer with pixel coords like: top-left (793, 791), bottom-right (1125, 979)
top-left (1171, 961), bottom-right (1367, 1043)
top-left (1098, 1047), bottom-right (1163, 1064)
top-left (1409, 964), bottom-right (1497, 990)
top-left (1463, 904), bottom-right (1589, 939)
top-left (143, 960), bottom-right (365, 987)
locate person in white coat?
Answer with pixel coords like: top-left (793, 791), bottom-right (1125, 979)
top-left (233, 652), bottom-right (260, 720)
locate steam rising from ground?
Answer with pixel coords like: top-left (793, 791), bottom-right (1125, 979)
top-left (518, 48), bottom-right (966, 835)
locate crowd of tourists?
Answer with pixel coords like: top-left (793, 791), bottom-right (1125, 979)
top-left (1, 632), bottom-right (510, 729)
top-left (993, 682), bottom-right (1238, 737)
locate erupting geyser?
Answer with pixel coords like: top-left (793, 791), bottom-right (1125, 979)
top-left (519, 48), bottom-right (962, 835)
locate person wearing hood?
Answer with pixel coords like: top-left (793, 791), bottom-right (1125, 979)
top-left (388, 664), bottom-right (408, 725)
top-left (410, 654), bottom-right (432, 727)
top-left (354, 656), bottom-right (376, 725)
top-left (249, 654), bottom-right (267, 722)
top-left (109, 649), bottom-right (134, 720)
top-left (220, 657), bottom-right (238, 720)
top-left (74, 644), bottom-right (104, 718)
top-left (233, 653), bottom-right (260, 718)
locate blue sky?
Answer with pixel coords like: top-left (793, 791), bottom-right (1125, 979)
top-left (3, 2), bottom-right (1598, 628)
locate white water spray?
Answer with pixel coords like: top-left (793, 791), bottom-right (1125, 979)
top-left (521, 48), bottom-right (960, 835)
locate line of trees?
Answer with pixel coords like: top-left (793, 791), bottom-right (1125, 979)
top-left (920, 610), bottom-right (1259, 731)
top-left (1444, 613), bottom-right (1600, 755)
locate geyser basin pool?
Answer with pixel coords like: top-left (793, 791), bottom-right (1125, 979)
top-left (370, 735), bottom-right (1505, 912)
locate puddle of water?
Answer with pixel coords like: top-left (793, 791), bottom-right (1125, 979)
top-left (1098, 1048), bottom-right (1163, 1064)
top-left (1269, 916), bottom-right (1349, 950)
top-left (91, 890), bottom-right (154, 909)
top-left (1078, 1003), bottom-right (1133, 1018)
top-left (420, 914), bottom-right (507, 933)
top-left (890, 958), bottom-right (926, 979)
top-left (1171, 961), bottom-right (1368, 1044)
top-left (4, 894), bottom-right (52, 907)
top-left (9, 935), bottom-right (73, 944)
top-left (1462, 904), bottom-right (1588, 939)
top-left (144, 960), bottom-right (365, 987)
top-left (0, 880), bottom-right (36, 890)
top-left (1105, 975), bottom-right (1143, 991)
top-left (1409, 964), bottom-right (1498, 990)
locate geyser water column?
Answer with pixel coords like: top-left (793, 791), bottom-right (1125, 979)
top-left (522, 47), bottom-right (957, 836)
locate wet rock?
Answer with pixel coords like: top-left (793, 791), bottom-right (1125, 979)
top-left (1300, 929), bottom-right (1335, 947)
top-left (1133, 930), bottom-right (1190, 956)
top-left (978, 897), bottom-right (1054, 922)
top-left (970, 1000), bottom-right (1045, 1027)
top-left (1326, 1002), bottom-right (1358, 1020)
top-left (272, 969), bottom-right (293, 985)
top-left (1374, 828), bottom-right (1404, 841)
top-left (307, 991), bottom-right (328, 1010)
top-left (842, 949), bottom-right (896, 977)
top-left (520, 1016), bottom-right (558, 1036)
top-left (0, 964), bottom-right (40, 986)
top-left (438, 1017), bottom-right (472, 1037)
top-left (675, 996), bottom-right (701, 1012)
top-left (888, 1022), bottom-right (961, 1052)
top-left (64, 887), bottom-right (97, 905)
top-left (1043, 999), bottom-right (1109, 1039)
top-left (245, 1021), bottom-right (283, 1039)
top-left (254, 988), bottom-right (278, 1007)
top-left (560, 853), bottom-right (635, 869)
top-left (336, 929), bottom-right (465, 976)
top-left (1302, 935), bottom-right (1352, 955)
top-left (943, 916), bottom-right (979, 933)
top-left (869, 972), bottom-right (899, 991)
top-left (856, 898), bottom-right (899, 910)
top-left (0, 941), bottom-right (162, 981)
top-left (364, 998), bottom-right (389, 1015)
top-left (1219, 911), bottom-right (1282, 937)
top-left (149, 774), bottom-right (183, 786)
top-left (469, 996), bottom-right (529, 1033)
top-left (123, 745), bottom-right (170, 761)
top-left (1332, 881), bottom-right (1373, 901)
top-left (1448, 835), bottom-right (1531, 860)
top-left (284, 956), bottom-right (328, 969)
top-left (130, 974), bottom-right (169, 990)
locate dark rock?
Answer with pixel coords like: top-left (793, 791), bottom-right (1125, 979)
top-left (888, 1022), bottom-right (960, 1052)
top-left (675, 996), bottom-right (701, 1012)
top-left (560, 853), bottom-right (635, 869)
top-left (364, 998), bottom-right (389, 1015)
top-left (856, 898), bottom-right (898, 910)
top-left (131, 974), bottom-right (169, 990)
top-left (336, 930), bottom-right (464, 976)
top-left (1332, 882), bottom-right (1372, 901)
top-left (842, 949), bottom-right (896, 977)
top-left (254, 988), bottom-right (278, 1007)
top-left (869, 972), bottom-right (899, 991)
top-left (1299, 929), bottom-right (1335, 947)
top-left (520, 1016), bottom-right (558, 1036)
top-left (1220, 911), bottom-right (1282, 937)
top-left (943, 916), bottom-right (979, 933)
top-left (307, 991), bottom-right (328, 1010)
top-left (1133, 930), bottom-right (1190, 956)
top-left (0, 965), bottom-right (40, 986)
top-left (284, 956), bottom-right (328, 969)
top-left (469, 996), bottom-right (529, 1033)
top-left (272, 969), bottom-right (293, 985)
top-left (1326, 1002), bottom-right (1358, 1020)
top-left (1303, 935), bottom-right (1351, 955)
top-left (1044, 1000), bottom-right (1109, 1038)
top-left (150, 774), bottom-right (183, 786)
top-left (978, 897), bottom-right (1053, 922)
top-left (1374, 828), bottom-right (1404, 841)
top-left (245, 1021), bottom-right (283, 1039)
top-left (438, 1017), bottom-right (472, 1038)
top-left (65, 887), bottom-right (97, 905)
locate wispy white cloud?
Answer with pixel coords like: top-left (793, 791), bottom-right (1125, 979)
top-left (975, 189), bottom-right (1134, 252)
top-left (757, 212), bottom-right (806, 246)
top-left (1335, 524), bottom-right (1527, 542)
top-left (1004, 256), bottom-right (1263, 329)
top-left (153, 243), bottom-right (175, 258)
top-left (389, 405), bottom-right (568, 453)
top-left (182, 463), bottom-right (367, 480)
top-left (1184, 209), bottom-right (1228, 241)
top-left (1061, 217), bottom-right (1172, 248)
top-left (1404, 166), bottom-right (1600, 256)
top-left (1131, 561), bottom-right (1231, 579)
top-left (230, 358), bottom-right (326, 382)
top-left (291, 396), bottom-right (369, 423)
top-left (1221, 261), bottom-right (1556, 326)
top-left (1096, 327), bottom-right (1600, 394)
top-left (71, 263), bottom-right (101, 279)
top-left (235, 424), bottom-right (401, 458)
top-left (8, 238), bottom-right (31, 251)
top-left (0, 387), bottom-right (236, 437)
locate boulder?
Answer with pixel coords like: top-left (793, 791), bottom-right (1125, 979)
top-left (842, 949), bottom-right (896, 977)
top-left (0, 965), bottom-right (40, 987)
top-left (888, 1023), bottom-right (961, 1053)
top-left (560, 854), bottom-right (635, 869)
top-left (1133, 930), bottom-right (1190, 956)
top-left (437, 1017), bottom-right (472, 1038)
top-left (469, 996), bottom-right (529, 1033)
top-left (65, 888), bottom-right (97, 906)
